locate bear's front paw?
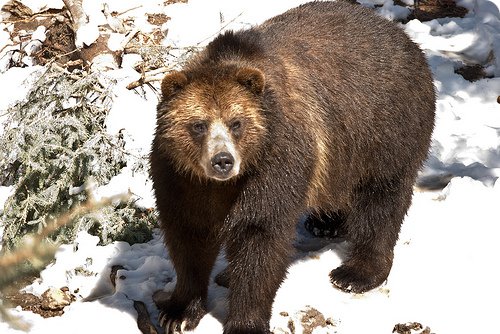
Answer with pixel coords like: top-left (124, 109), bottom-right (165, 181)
top-left (154, 292), bottom-right (206, 334)
top-left (330, 256), bottom-right (391, 294)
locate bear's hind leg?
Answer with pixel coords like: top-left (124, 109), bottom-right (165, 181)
top-left (330, 177), bottom-right (413, 293)
top-left (304, 210), bottom-right (347, 238)
top-left (216, 210), bottom-right (346, 290)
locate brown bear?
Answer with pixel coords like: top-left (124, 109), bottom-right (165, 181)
top-left (150, 1), bottom-right (435, 333)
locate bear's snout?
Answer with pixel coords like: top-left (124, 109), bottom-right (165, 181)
top-left (211, 152), bottom-right (234, 175)
top-left (200, 120), bottom-right (241, 181)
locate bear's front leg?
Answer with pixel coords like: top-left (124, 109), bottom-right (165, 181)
top-left (223, 221), bottom-right (296, 334)
top-left (157, 225), bottom-right (221, 334)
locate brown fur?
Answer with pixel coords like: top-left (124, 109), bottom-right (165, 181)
top-left (150, 2), bottom-right (435, 333)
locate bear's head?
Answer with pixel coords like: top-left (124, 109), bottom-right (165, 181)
top-left (155, 65), bottom-right (268, 182)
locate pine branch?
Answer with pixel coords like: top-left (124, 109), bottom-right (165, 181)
top-left (0, 191), bottom-right (130, 330)
top-left (0, 191), bottom-right (130, 288)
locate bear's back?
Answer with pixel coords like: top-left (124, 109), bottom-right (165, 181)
top-left (254, 1), bottom-right (435, 187)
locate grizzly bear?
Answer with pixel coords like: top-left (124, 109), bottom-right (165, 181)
top-left (150, 1), bottom-right (435, 333)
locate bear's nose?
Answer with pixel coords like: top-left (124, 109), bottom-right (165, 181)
top-left (211, 152), bottom-right (234, 175)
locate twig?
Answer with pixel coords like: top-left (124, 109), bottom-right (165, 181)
top-left (126, 66), bottom-right (172, 90)
top-left (0, 307), bottom-right (30, 332)
top-left (116, 5), bottom-right (143, 17)
top-left (195, 12), bottom-right (244, 46)
top-left (2, 12), bottom-right (66, 24)
top-left (43, 47), bottom-right (81, 68)
top-left (127, 75), bottom-right (164, 90)
top-left (0, 42), bottom-right (16, 55)
top-left (143, 66), bottom-right (171, 77)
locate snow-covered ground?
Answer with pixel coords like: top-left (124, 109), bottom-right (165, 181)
top-left (1, 0), bottom-right (500, 333)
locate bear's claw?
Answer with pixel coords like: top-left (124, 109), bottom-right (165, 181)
top-left (330, 262), bottom-right (389, 294)
top-left (160, 314), bottom-right (186, 334)
top-left (155, 294), bottom-right (205, 334)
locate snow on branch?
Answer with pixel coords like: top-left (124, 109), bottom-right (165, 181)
top-left (0, 64), bottom-right (155, 252)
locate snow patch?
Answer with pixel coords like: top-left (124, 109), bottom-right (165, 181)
top-left (18, 0), bottom-right (63, 13)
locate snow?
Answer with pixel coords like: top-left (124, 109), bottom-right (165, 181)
top-left (163, 0), bottom-right (320, 48)
top-left (94, 167), bottom-right (155, 209)
top-left (376, 2), bottom-right (411, 21)
top-left (1, 0), bottom-right (500, 333)
top-left (0, 66), bottom-right (43, 113)
top-left (17, 0), bottom-right (63, 13)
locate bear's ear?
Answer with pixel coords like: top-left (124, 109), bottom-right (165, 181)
top-left (236, 67), bottom-right (265, 95)
top-left (161, 71), bottom-right (188, 98)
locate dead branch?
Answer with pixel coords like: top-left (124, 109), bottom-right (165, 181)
top-left (127, 66), bottom-right (172, 90)
top-left (2, 0), bottom-right (33, 18)
top-left (2, 12), bottom-right (65, 24)
top-left (115, 5), bottom-right (143, 17)
top-left (196, 12), bottom-right (243, 46)
top-left (142, 66), bottom-right (171, 77)
top-left (134, 300), bottom-right (159, 334)
top-left (127, 76), bottom-right (163, 90)
top-left (62, 0), bottom-right (88, 36)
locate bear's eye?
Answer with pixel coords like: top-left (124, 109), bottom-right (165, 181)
top-left (230, 120), bottom-right (241, 132)
top-left (191, 121), bottom-right (208, 135)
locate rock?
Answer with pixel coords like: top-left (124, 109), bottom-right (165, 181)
top-left (40, 287), bottom-right (73, 311)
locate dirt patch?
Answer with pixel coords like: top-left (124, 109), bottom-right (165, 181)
top-left (299, 307), bottom-right (328, 334)
top-left (2, 0), bottom-right (33, 18)
top-left (403, 0), bottom-right (468, 22)
top-left (164, 0), bottom-right (188, 4)
top-left (2, 277), bottom-right (76, 318)
top-left (393, 322), bottom-right (435, 334)
top-left (147, 13), bottom-right (170, 26)
top-left (4, 291), bottom-right (62, 318)
top-left (346, 0), bottom-right (468, 22)
top-left (455, 64), bottom-right (491, 82)
top-left (276, 306), bottom-right (336, 334)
